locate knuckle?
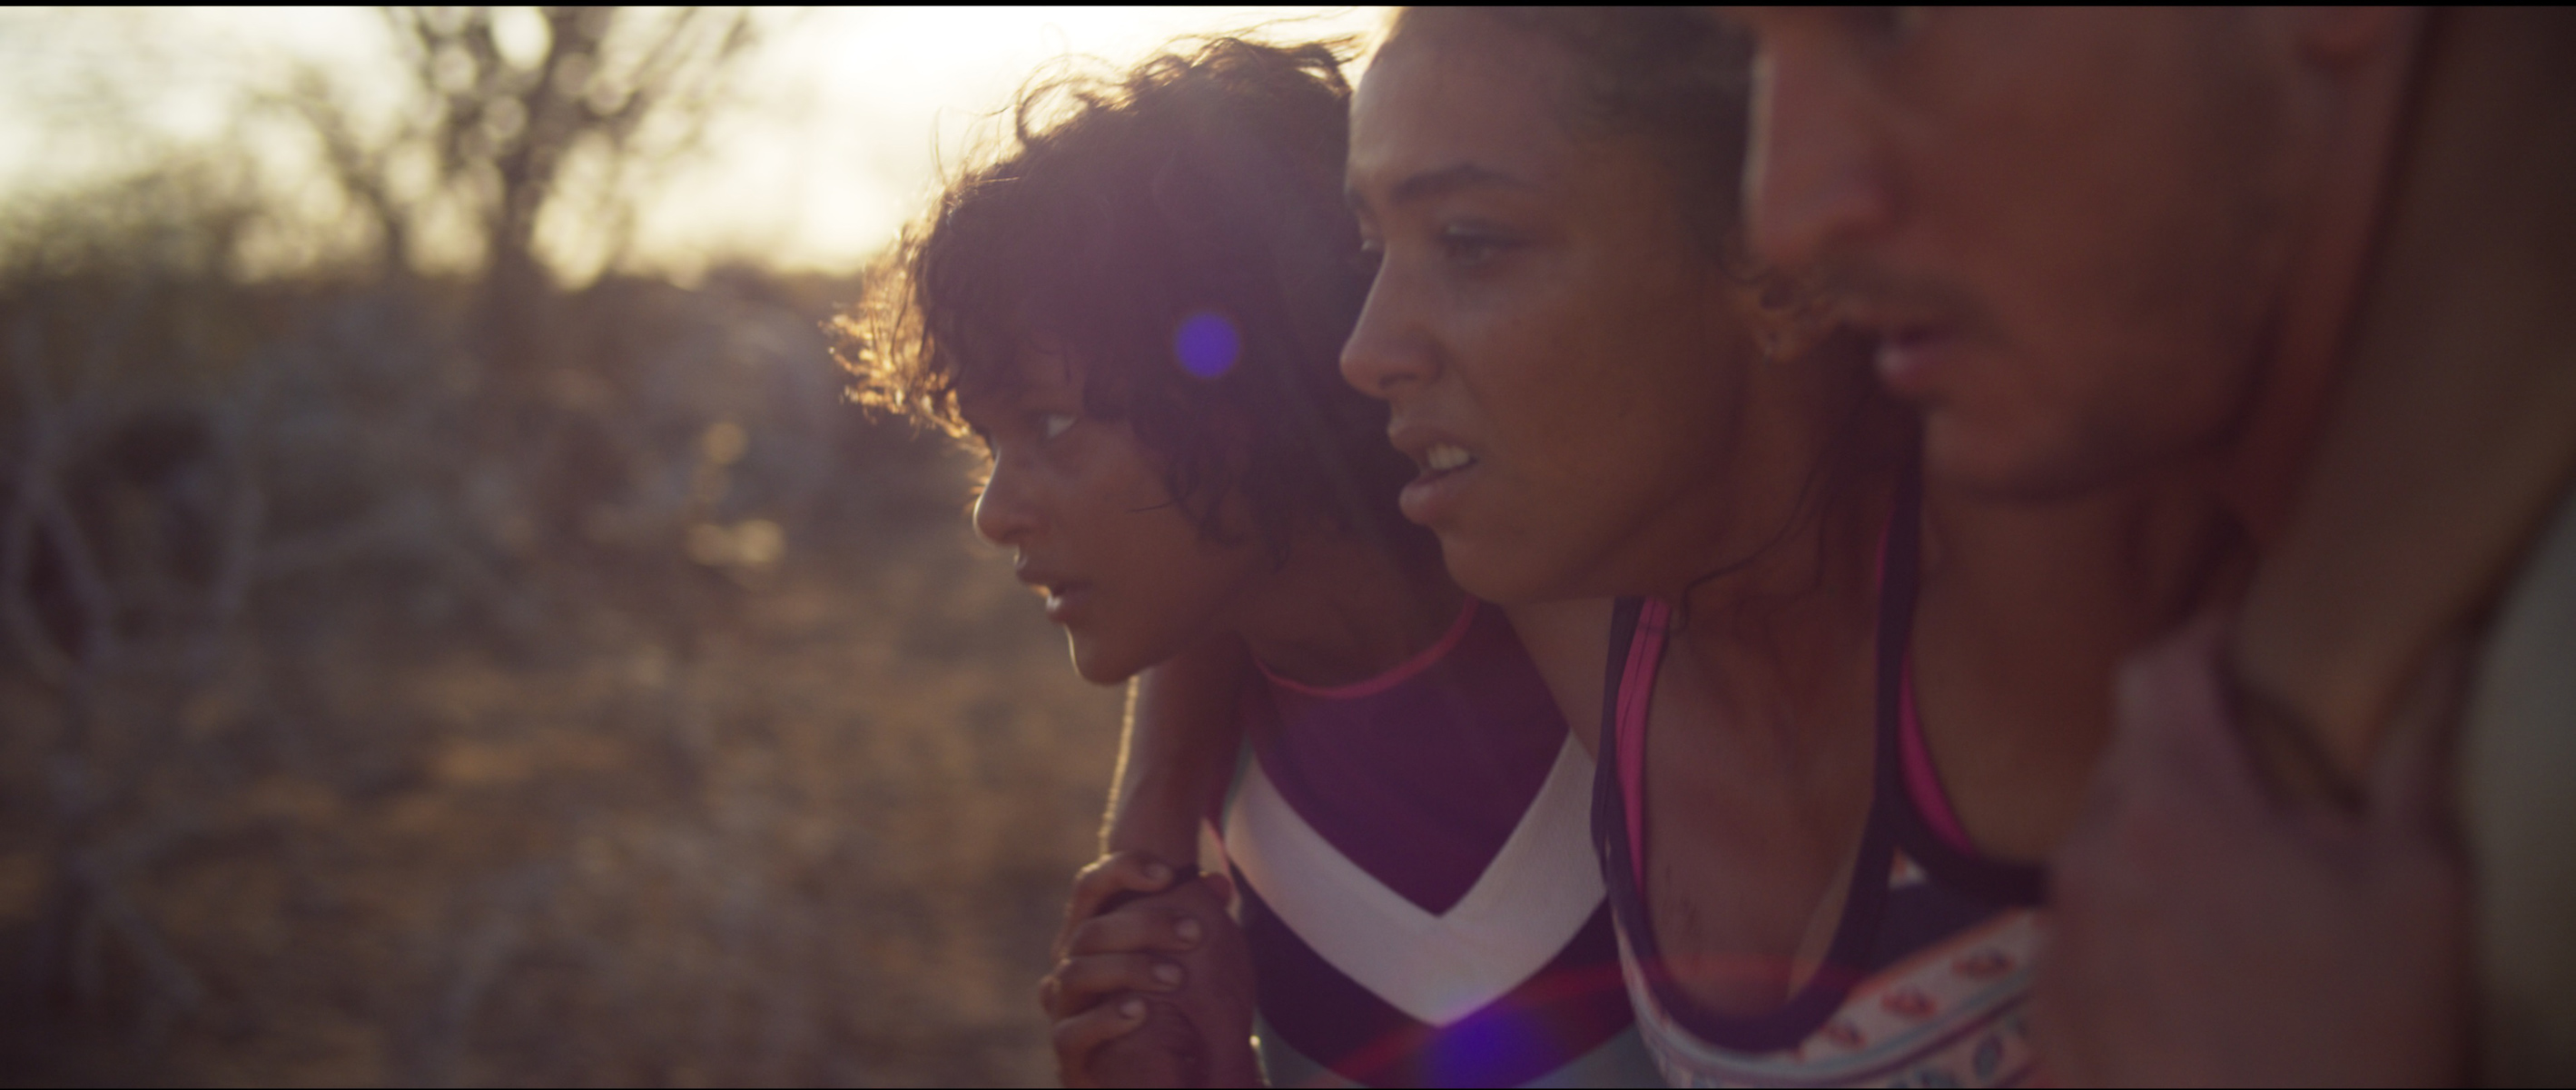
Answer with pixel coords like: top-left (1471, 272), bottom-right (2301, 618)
top-left (1059, 957), bottom-right (1109, 993)
top-left (1068, 871), bottom-right (1107, 901)
top-left (1068, 914), bottom-right (1110, 945)
top-left (1052, 1011), bottom-right (1099, 1050)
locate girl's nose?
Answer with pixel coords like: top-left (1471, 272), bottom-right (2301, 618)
top-left (972, 455), bottom-right (1040, 547)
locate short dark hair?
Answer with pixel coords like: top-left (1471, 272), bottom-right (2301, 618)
top-left (839, 36), bottom-right (1416, 560)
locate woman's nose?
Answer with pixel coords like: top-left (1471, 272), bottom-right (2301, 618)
top-left (1339, 269), bottom-right (1439, 401)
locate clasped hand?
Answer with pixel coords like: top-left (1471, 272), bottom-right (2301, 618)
top-left (1040, 850), bottom-right (1260, 1087)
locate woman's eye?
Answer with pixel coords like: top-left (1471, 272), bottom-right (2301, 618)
top-left (1439, 226), bottom-right (1517, 266)
top-left (1041, 412), bottom-right (1077, 441)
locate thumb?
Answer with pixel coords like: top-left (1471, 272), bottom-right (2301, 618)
top-left (1197, 869), bottom-right (1234, 906)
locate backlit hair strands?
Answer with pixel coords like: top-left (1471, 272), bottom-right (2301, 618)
top-left (838, 36), bottom-right (1419, 562)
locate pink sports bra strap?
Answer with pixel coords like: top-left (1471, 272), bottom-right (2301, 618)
top-left (1900, 652), bottom-right (1979, 854)
top-left (1612, 570), bottom-right (1976, 886)
top-left (1616, 598), bottom-right (1672, 890)
top-left (1880, 507), bottom-right (1979, 857)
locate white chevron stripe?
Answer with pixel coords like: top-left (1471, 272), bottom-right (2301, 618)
top-left (1225, 735), bottom-right (1606, 1026)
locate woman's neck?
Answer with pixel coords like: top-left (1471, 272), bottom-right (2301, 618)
top-left (1672, 468), bottom-right (1891, 718)
top-left (1230, 530), bottom-right (1466, 690)
top-left (1669, 357), bottom-right (1906, 710)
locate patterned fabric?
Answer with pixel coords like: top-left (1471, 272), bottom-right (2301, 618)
top-left (1223, 597), bottom-right (1655, 1087)
top-left (1612, 852), bottom-right (2041, 1087)
top-left (1593, 471), bottom-right (2050, 1087)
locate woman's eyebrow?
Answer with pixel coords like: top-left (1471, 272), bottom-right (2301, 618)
top-left (1354, 163), bottom-right (1532, 211)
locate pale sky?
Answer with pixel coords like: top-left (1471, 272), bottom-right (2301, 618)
top-left (0, 5), bottom-right (1385, 280)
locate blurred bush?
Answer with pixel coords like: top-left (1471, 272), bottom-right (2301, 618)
top-left (0, 8), bottom-right (1123, 1086)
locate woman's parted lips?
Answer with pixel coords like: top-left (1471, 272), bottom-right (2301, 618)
top-left (1387, 420), bottom-right (1480, 476)
top-left (1387, 420), bottom-right (1487, 528)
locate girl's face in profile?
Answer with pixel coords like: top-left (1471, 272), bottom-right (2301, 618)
top-left (963, 350), bottom-right (1264, 684)
top-left (1341, 24), bottom-right (1754, 604)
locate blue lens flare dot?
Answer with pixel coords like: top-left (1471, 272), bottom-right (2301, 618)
top-left (1173, 310), bottom-right (1240, 380)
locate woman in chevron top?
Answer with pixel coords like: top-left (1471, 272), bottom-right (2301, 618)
top-left (841, 35), bottom-right (1656, 1087)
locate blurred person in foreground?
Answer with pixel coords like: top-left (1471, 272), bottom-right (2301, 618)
top-left (840, 37), bottom-right (1653, 1087)
top-left (1733, 6), bottom-right (2576, 1084)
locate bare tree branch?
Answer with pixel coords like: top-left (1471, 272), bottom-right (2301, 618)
top-left (289, 6), bottom-right (772, 285)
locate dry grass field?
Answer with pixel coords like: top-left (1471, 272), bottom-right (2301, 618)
top-left (0, 261), bottom-right (1128, 1085)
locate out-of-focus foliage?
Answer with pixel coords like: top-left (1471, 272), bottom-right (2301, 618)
top-left (280, 6), bottom-right (761, 284)
top-left (0, 7), bottom-right (1120, 1086)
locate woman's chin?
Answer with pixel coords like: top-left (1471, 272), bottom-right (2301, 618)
top-left (1437, 537), bottom-right (1562, 607)
top-left (1065, 635), bottom-right (1148, 687)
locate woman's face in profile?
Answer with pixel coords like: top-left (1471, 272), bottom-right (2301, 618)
top-left (1341, 22), bottom-right (1754, 604)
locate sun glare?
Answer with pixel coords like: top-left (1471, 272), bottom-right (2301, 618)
top-left (0, 6), bottom-right (1383, 280)
top-left (663, 5), bottom-right (1384, 277)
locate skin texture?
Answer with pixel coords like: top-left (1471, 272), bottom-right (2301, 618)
top-left (1339, 20), bottom-right (1768, 609)
top-left (1729, 5), bottom-right (2462, 1082)
top-left (1909, 481), bottom-right (2246, 863)
top-left (1097, 637), bottom-right (1248, 866)
top-left (967, 351), bottom-right (1267, 688)
top-left (2039, 618), bottom-right (2469, 1085)
top-left (1346, 16), bottom-right (1901, 1017)
top-left (965, 349), bottom-right (1464, 1085)
top-left (1042, 856), bottom-right (1258, 1088)
top-left (964, 355), bottom-right (1267, 1085)
top-left (1739, 7), bottom-right (2357, 510)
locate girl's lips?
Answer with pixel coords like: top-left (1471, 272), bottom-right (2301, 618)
top-left (1042, 583), bottom-right (1092, 625)
top-left (1398, 459), bottom-right (1478, 527)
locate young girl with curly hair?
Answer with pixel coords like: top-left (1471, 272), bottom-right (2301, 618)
top-left (841, 36), bottom-right (1656, 1088)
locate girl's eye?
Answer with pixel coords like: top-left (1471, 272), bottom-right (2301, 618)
top-left (1439, 225), bottom-right (1518, 266)
top-left (1041, 412), bottom-right (1077, 441)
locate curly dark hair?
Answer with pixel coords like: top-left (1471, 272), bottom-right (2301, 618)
top-left (838, 36), bottom-right (1417, 561)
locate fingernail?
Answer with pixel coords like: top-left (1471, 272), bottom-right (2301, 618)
top-left (1153, 962), bottom-right (1183, 986)
top-left (1120, 997), bottom-right (1144, 1019)
top-left (1144, 861), bottom-right (1171, 884)
top-left (1176, 917), bottom-right (1202, 944)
